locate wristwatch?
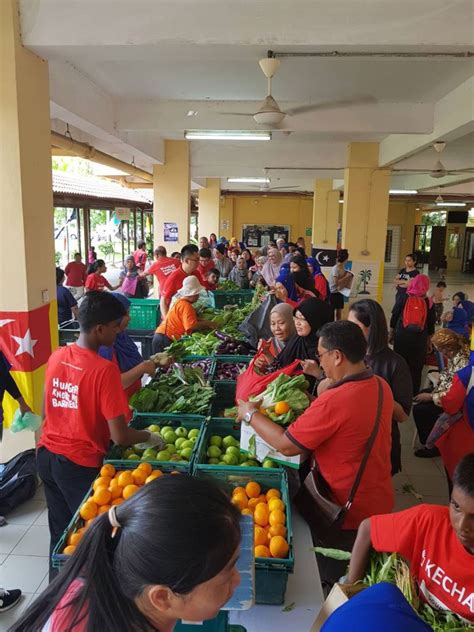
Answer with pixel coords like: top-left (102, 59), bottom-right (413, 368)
top-left (243, 408), bottom-right (258, 426)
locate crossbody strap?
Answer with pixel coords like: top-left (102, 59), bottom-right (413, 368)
top-left (344, 377), bottom-right (384, 511)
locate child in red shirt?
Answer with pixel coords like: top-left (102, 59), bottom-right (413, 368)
top-left (348, 453), bottom-right (474, 623)
top-left (37, 291), bottom-right (164, 580)
top-left (84, 259), bottom-right (119, 292)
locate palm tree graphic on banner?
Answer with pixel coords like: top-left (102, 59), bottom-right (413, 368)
top-left (357, 269), bottom-right (372, 295)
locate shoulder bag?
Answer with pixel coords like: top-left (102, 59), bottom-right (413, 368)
top-left (294, 377), bottom-right (384, 543)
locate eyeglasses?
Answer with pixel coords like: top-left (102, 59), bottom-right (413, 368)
top-left (315, 349), bottom-right (338, 361)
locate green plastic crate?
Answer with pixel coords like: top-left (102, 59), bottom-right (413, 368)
top-left (128, 298), bottom-right (160, 330)
top-left (175, 612), bottom-right (245, 632)
top-left (51, 462), bottom-right (184, 569)
top-left (210, 381), bottom-right (237, 418)
top-left (195, 418), bottom-right (280, 473)
top-left (212, 290), bottom-right (254, 309)
top-left (105, 415), bottom-right (206, 472)
top-left (194, 466), bottom-right (294, 605)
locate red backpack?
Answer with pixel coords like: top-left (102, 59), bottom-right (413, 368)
top-left (402, 296), bottom-right (427, 332)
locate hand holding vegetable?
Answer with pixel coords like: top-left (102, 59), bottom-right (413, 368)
top-left (141, 360), bottom-right (157, 376)
top-left (236, 399), bottom-right (262, 424)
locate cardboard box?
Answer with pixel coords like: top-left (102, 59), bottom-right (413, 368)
top-left (311, 583), bottom-right (366, 631)
top-left (240, 423), bottom-right (302, 468)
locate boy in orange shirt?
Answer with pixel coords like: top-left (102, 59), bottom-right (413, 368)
top-left (152, 276), bottom-right (216, 353)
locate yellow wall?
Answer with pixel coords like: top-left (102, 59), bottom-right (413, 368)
top-left (221, 194), bottom-right (313, 243)
top-left (387, 200), bottom-right (418, 267)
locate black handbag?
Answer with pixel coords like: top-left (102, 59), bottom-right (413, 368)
top-left (294, 377), bottom-right (384, 543)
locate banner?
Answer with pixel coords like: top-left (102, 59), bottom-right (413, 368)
top-left (0, 303), bottom-right (58, 425)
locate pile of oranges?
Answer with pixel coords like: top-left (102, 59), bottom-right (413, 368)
top-left (231, 481), bottom-right (289, 559)
top-left (62, 463), bottom-right (169, 555)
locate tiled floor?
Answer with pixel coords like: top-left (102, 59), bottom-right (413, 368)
top-left (0, 270), bottom-right (472, 629)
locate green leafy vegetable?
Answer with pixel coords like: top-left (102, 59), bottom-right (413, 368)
top-left (312, 547), bottom-right (352, 560)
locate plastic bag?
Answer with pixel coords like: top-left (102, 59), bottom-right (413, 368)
top-left (11, 409), bottom-right (42, 433)
top-left (238, 294), bottom-right (277, 348)
top-left (236, 358), bottom-right (302, 402)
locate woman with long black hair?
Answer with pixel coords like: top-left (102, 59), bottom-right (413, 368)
top-left (11, 475), bottom-right (241, 632)
top-left (348, 298), bottom-right (413, 474)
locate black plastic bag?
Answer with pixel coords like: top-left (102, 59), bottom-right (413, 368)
top-left (238, 294), bottom-right (277, 348)
top-left (0, 449), bottom-right (38, 516)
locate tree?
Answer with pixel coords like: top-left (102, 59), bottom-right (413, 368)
top-left (98, 241), bottom-right (115, 264)
top-left (358, 269), bottom-right (372, 295)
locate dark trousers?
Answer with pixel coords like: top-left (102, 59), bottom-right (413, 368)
top-left (413, 400), bottom-right (441, 444)
top-left (37, 447), bottom-right (99, 580)
top-left (394, 336), bottom-right (426, 396)
top-left (152, 333), bottom-right (172, 354)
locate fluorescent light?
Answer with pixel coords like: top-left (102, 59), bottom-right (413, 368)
top-left (187, 110), bottom-right (198, 117)
top-left (436, 202), bottom-right (466, 207)
top-left (185, 130), bottom-right (271, 141)
top-left (227, 177), bottom-right (270, 184)
top-left (389, 189), bottom-right (418, 195)
top-left (339, 200), bottom-right (344, 204)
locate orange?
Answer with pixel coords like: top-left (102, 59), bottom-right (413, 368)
top-left (131, 468), bottom-right (147, 485)
top-left (232, 486), bottom-right (247, 498)
top-left (274, 401), bottom-right (290, 415)
top-left (63, 545), bottom-right (76, 555)
top-left (122, 484), bottom-right (139, 500)
top-left (266, 489), bottom-right (281, 501)
top-left (137, 462), bottom-right (153, 476)
top-left (67, 531), bottom-right (83, 546)
top-left (269, 524), bottom-right (287, 538)
top-left (98, 504), bottom-right (111, 515)
top-left (241, 509), bottom-right (253, 516)
top-left (170, 471), bottom-right (180, 475)
top-left (80, 500), bottom-right (98, 521)
top-left (254, 503), bottom-right (269, 527)
top-left (257, 494), bottom-right (267, 503)
top-left (269, 509), bottom-right (286, 527)
top-left (109, 477), bottom-right (120, 488)
top-left (118, 471), bottom-right (134, 488)
top-left (109, 485), bottom-right (123, 499)
top-left (268, 498), bottom-right (285, 512)
top-left (92, 486), bottom-right (112, 506)
top-left (100, 464), bottom-right (116, 478)
top-left (93, 476), bottom-right (112, 491)
top-left (111, 497), bottom-right (124, 506)
top-left (254, 545), bottom-right (271, 558)
top-left (269, 535), bottom-right (289, 559)
top-left (254, 526), bottom-right (268, 546)
top-left (245, 482), bottom-right (261, 499)
top-left (84, 518), bottom-right (95, 529)
top-left (247, 498), bottom-right (260, 511)
top-left (231, 493), bottom-right (248, 511)
top-left (151, 469), bottom-right (163, 477)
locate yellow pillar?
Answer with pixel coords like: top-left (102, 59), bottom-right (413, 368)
top-left (342, 143), bottom-right (391, 260)
top-left (153, 140), bottom-right (190, 252)
top-left (0, 0), bottom-right (57, 425)
top-left (312, 179), bottom-right (340, 250)
top-left (198, 178), bottom-right (221, 241)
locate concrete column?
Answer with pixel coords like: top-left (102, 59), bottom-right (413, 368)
top-left (312, 179), bottom-right (340, 249)
top-left (153, 140), bottom-right (190, 251)
top-left (342, 142), bottom-right (391, 261)
top-left (0, 0), bottom-right (57, 425)
top-left (198, 178), bottom-right (221, 242)
top-left (219, 196), bottom-right (234, 241)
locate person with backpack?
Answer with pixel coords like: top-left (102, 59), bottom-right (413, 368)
top-left (390, 274), bottom-right (436, 396)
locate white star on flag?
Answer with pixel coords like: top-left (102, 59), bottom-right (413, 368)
top-left (11, 329), bottom-right (37, 358)
top-left (323, 255), bottom-right (329, 261)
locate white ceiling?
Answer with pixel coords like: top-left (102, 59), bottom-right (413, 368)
top-left (19, 0), bottom-right (474, 196)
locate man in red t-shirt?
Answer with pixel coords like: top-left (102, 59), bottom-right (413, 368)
top-left (348, 453), bottom-right (474, 623)
top-left (237, 321), bottom-right (394, 582)
top-left (132, 240), bottom-right (147, 271)
top-left (196, 247), bottom-right (215, 288)
top-left (37, 291), bottom-right (164, 579)
top-left (160, 244), bottom-right (200, 318)
top-left (65, 253), bottom-right (87, 299)
top-left (147, 246), bottom-right (180, 292)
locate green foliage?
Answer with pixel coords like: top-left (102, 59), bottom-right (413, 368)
top-left (422, 211), bottom-right (446, 226)
top-left (55, 252), bottom-right (63, 266)
top-left (51, 157), bottom-right (93, 176)
top-left (97, 242), bottom-right (115, 261)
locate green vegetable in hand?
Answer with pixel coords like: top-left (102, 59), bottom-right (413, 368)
top-left (312, 547), bottom-right (352, 560)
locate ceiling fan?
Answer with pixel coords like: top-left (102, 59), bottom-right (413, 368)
top-left (391, 142), bottom-right (474, 179)
top-left (218, 53), bottom-right (376, 127)
top-left (246, 170), bottom-right (300, 192)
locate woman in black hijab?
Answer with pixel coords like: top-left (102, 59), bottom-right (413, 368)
top-left (277, 297), bottom-right (334, 368)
